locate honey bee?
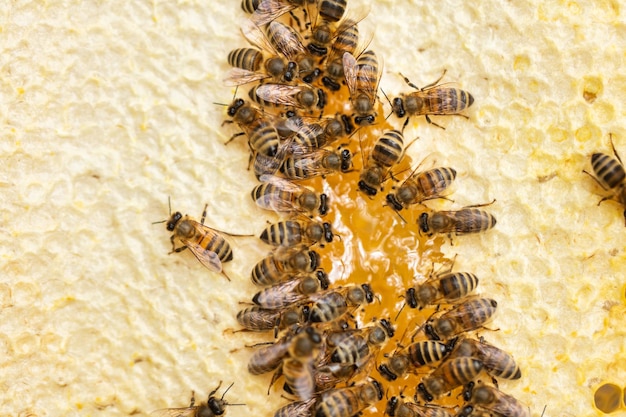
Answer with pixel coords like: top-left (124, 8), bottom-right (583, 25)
top-left (465, 384), bottom-right (530, 417)
top-left (450, 337), bottom-right (521, 380)
top-left (260, 219), bottom-right (334, 248)
top-left (386, 167), bottom-right (457, 212)
top-left (151, 381), bottom-right (243, 417)
top-left (378, 340), bottom-right (452, 381)
top-left (417, 357), bottom-right (483, 401)
top-left (313, 362), bottom-right (358, 392)
top-left (265, 21), bottom-right (308, 62)
top-left (254, 84), bottom-right (326, 113)
top-left (359, 129), bottom-right (406, 196)
top-left (405, 271), bottom-right (479, 310)
top-left (308, 284), bottom-right (374, 323)
top-left (252, 249), bottom-right (321, 286)
top-left (308, 5), bottom-right (368, 58)
top-left (252, 175), bottom-right (329, 216)
top-left (252, 275), bottom-right (322, 310)
top-left (418, 205), bottom-right (497, 236)
top-left (326, 319), bottom-right (394, 367)
top-left (225, 99), bottom-right (281, 158)
top-left (385, 396), bottom-right (453, 417)
top-left (390, 70), bottom-right (474, 129)
top-left (273, 398), bottom-right (317, 417)
top-left (343, 50), bottom-right (382, 125)
top-left (322, 18), bottom-right (361, 90)
top-left (248, 332), bottom-right (294, 375)
top-left (423, 297), bottom-right (498, 341)
top-left (282, 327), bottom-right (323, 400)
top-left (314, 379), bottom-right (383, 417)
top-left (284, 114), bottom-right (354, 151)
top-left (236, 305), bottom-right (308, 333)
top-left (160, 203), bottom-right (242, 281)
top-left (282, 147), bottom-right (353, 179)
top-left (584, 135), bottom-right (626, 224)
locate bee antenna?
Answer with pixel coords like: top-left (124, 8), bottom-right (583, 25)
top-left (213, 101), bottom-right (229, 107)
top-left (151, 219), bottom-right (167, 225)
top-left (394, 302), bottom-right (406, 321)
top-left (168, 196), bottom-right (172, 216)
top-left (221, 382), bottom-right (235, 400)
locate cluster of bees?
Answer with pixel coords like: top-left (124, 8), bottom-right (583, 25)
top-left (155, 1), bottom-right (532, 416)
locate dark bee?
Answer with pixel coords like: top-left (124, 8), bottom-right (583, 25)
top-left (151, 381), bottom-right (244, 417)
top-left (273, 398), bottom-right (317, 417)
top-left (359, 129), bottom-right (405, 196)
top-left (450, 337), bottom-right (521, 380)
top-left (378, 340), bottom-right (452, 381)
top-left (252, 175), bottom-right (328, 216)
top-left (254, 84), bottom-right (325, 113)
top-left (252, 275), bottom-right (322, 310)
top-left (385, 396), bottom-right (453, 417)
top-left (424, 297), bottom-right (498, 341)
top-left (417, 357), bottom-right (483, 401)
top-left (406, 271), bottom-right (479, 309)
top-left (236, 305), bottom-right (308, 333)
top-left (466, 384), bottom-right (530, 417)
top-left (260, 219), bottom-right (334, 248)
top-left (282, 147), bottom-right (353, 180)
top-left (391, 70), bottom-right (474, 129)
top-left (418, 206), bottom-right (497, 236)
top-left (225, 99), bottom-right (281, 157)
top-left (252, 249), bottom-right (321, 286)
top-left (326, 319), bottom-right (394, 367)
top-left (386, 167), bottom-right (457, 212)
top-left (250, 0), bottom-right (306, 27)
top-left (315, 379), bottom-right (383, 417)
top-left (282, 327), bottom-right (323, 400)
top-left (343, 50), bottom-right (381, 125)
top-left (308, 284), bottom-right (374, 323)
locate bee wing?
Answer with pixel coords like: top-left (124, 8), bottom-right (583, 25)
top-left (342, 52), bottom-right (358, 97)
top-left (255, 84), bottom-right (304, 107)
top-left (223, 68), bottom-right (270, 86)
top-left (356, 51), bottom-right (382, 101)
top-left (332, 5), bottom-right (371, 41)
top-left (251, 0), bottom-right (297, 26)
top-left (181, 225), bottom-right (224, 273)
top-left (241, 19), bottom-right (279, 55)
top-left (267, 21), bottom-right (307, 61)
top-left (259, 174), bottom-right (313, 194)
top-left (150, 407), bottom-right (197, 417)
top-left (419, 88), bottom-right (464, 114)
top-left (255, 175), bottom-right (309, 213)
top-left (290, 149), bottom-right (336, 178)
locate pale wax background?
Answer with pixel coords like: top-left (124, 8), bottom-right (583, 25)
top-left (2, 1), bottom-right (626, 416)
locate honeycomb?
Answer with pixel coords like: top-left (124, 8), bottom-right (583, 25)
top-left (2, 1), bottom-right (626, 417)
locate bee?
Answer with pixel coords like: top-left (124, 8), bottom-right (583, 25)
top-left (465, 384), bottom-right (530, 417)
top-left (151, 381), bottom-right (244, 417)
top-left (250, 0), bottom-right (306, 27)
top-left (254, 84), bottom-right (326, 113)
top-left (418, 205), bottom-right (497, 236)
top-left (273, 398), bottom-right (317, 417)
top-left (386, 167), bottom-right (457, 212)
top-left (315, 379), bottom-right (383, 417)
top-left (584, 135), bottom-right (626, 224)
top-left (282, 327), bottom-right (323, 400)
top-left (424, 297), bottom-right (498, 341)
top-left (343, 50), bottom-right (382, 125)
top-left (308, 284), bottom-right (374, 323)
top-left (405, 271), bottom-right (479, 310)
top-left (252, 175), bottom-right (329, 216)
top-left (282, 147), bottom-right (353, 180)
top-left (260, 219), bottom-right (334, 249)
top-left (248, 332), bottom-right (295, 375)
top-left (385, 396), bottom-right (453, 417)
top-left (236, 305), bottom-right (308, 333)
top-left (160, 203), bottom-right (242, 281)
top-left (284, 114), bottom-right (354, 151)
top-left (252, 275), bottom-right (322, 310)
top-left (359, 129), bottom-right (406, 196)
top-left (327, 319), bottom-right (394, 367)
top-left (308, 5), bottom-right (368, 58)
top-left (450, 337), bottom-right (521, 380)
top-left (390, 70), bottom-right (474, 129)
top-left (252, 249), bottom-right (322, 286)
top-left (225, 99), bottom-right (281, 158)
top-left (417, 357), bottom-right (483, 401)
top-left (378, 340), bottom-right (452, 381)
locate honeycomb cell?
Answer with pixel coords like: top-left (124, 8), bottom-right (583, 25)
top-left (593, 382), bottom-right (621, 413)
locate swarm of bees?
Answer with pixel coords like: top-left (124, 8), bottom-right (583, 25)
top-left (154, 1), bottom-right (532, 417)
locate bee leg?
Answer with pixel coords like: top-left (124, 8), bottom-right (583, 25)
top-left (208, 381), bottom-right (223, 399)
top-left (609, 133), bottom-right (624, 165)
top-left (200, 204), bottom-right (208, 225)
top-left (221, 270), bottom-right (232, 282)
top-left (597, 195), bottom-right (613, 206)
top-left (425, 115), bottom-right (446, 130)
top-left (189, 390), bottom-right (196, 408)
top-left (169, 235), bottom-right (188, 254)
top-left (421, 69), bottom-right (448, 90)
top-left (225, 131), bottom-right (245, 145)
top-left (491, 376), bottom-right (499, 389)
